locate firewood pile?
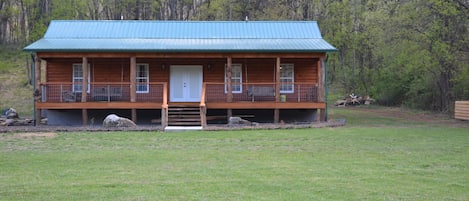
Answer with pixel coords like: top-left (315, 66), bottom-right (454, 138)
top-left (0, 108), bottom-right (34, 126)
top-left (335, 94), bottom-right (375, 107)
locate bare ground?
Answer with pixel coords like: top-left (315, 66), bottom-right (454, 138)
top-left (0, 132), bottom-right (57, 141)
top-left (332, 106), bottom-right (469, 128)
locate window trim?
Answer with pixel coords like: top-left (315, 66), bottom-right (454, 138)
top-left (224, 64), bottom-right (243, 94)
top-left (280, 63), bottom-right (294, 93)
top-left (72, 63), bottom-right (90, 93)
top-left (136, 63), bottom-right (149, 93)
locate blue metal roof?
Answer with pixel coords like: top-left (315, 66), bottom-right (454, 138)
top-left (24, 20), bottom-right (336, 52)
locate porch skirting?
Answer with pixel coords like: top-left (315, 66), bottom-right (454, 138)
top-left (42, 108), bottom-right (320, 126)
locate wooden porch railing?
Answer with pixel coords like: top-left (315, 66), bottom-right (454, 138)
top-left (203, 82), bottom-right (319, 103)
top-left (40, 82), bottom-right (318, 104)
top-left (39, 82), bottom-right (166, 103)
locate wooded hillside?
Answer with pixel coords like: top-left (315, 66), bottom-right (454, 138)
top-left (1, 0), bottom-right (468, 113)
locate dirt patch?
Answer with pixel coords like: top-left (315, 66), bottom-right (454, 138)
top-left (341, 106), bottom-right (468, 127)
top-left (0, 106), bottom-right (466, 132)
top-left (0, 132), bottom-right (57, 141)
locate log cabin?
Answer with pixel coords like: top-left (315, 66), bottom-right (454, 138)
top-left (24, 20), bottom-right (336, 127)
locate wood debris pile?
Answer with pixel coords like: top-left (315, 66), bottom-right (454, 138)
top-left (335, 94), bottom-right (375, 107)
top-left (1, 108), bottom-right (34, 126)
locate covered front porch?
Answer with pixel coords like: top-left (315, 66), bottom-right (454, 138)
top-left (33, 52), bottom-right (327, 127)
top-left (37, 81), bottom-right (325, 126)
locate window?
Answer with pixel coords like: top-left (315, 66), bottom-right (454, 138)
top-left (225, 64), bottom-right (242, 93)
top-left (136, 64), bottom-right (149, 93)
top-left (72, 64), bottom-right (90, 93)
top-left (280, 64), bottom-right (294, 93)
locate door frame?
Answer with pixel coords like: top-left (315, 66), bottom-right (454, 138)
top-left (169, 65), bottom-right (203, 102)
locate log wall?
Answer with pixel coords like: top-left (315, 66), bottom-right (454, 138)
top-left (45, 58), bottom-right (318, 84)
top-left (44, 58), bottom-right (319, 103)
top-left (455, 101), bottom-right (469, 121)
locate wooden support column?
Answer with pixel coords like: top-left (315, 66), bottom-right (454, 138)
top-left (161, 82), bottom-right (168, 127)
top-left (131, 109), bottom-right (137, 123)
top-left (274, 57), bottom-right (281, 123)
top-left (81, 57), bottom-right (88, 102)
top-left (34, 55), bottom-right (41, 126)
top-left (317, 57), bottom-right (326, 122)
top-left (82, 109), bottom-right (88, 125)
top-left (81, 57), bottom-right (88, 125)
top-left (226, 57), bottom-right (233, 102)
top-left (130, 57), bottom-right (137, 122)
top-left (226, 57), bottom-right (233, 119)
top-left (80, 58), bottom-right (88, 125)
top-left (130, 57), bottom-right (137, 102)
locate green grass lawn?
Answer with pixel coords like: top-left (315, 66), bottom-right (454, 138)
top-left (1, 120), bottom-right (468, 200)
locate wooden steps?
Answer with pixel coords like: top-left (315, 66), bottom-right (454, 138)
top-left (167, 105), bottom-right (202, 126)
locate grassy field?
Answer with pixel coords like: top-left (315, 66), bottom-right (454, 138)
top-left (1, 107), bottom-right (468, 200)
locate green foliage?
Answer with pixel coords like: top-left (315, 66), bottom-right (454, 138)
top-left (0, 0), bottom-right (468, 113)
top-left (453, 67), bottom-right (469, 100)
top-left (325, 0), bottom-right (469, 112)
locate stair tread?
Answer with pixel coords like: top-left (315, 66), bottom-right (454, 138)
top-left (167, 106), bottom-right (202, 126)
top-left (169, 123), bottom-right (202, 125)
top-left (168, 111), bottom-right (200, 114)
top-left (168, 108), bottom-right (199, 110)
top-left (168, 119), bottom-right (201, 121)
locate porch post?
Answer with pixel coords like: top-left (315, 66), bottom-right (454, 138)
top-left (81, 57), bottom-right (88, 125)
top-left (317, 56), bottom-right (326, 122)
top-left (274, 57), bottom-right (281, 123)
top-left (161, 82), bottom-right (168, 127)
top-left (81, 57), bottom-right (88, 102)
top-left (131, 109), bottom-right (137, 123)
top-left (130, 57), bottom-right (137, 122)
top-left (130, 57), bottom-right (136, 102)
top-left (226, 57), bottom-right (233, 118)
top-left (34, 54), bottom-right (41, 126)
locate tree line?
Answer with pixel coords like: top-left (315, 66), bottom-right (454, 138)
top-left (1, 0), bottom-right (468, 113)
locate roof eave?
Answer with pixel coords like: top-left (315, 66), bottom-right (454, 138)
top-left (24, 48), bottom-right (337, 53)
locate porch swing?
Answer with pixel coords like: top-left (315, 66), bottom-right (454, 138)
top-left (91, 61), bottom-right (124, 102)
top-left (112, 63), bottom-right (124, 101)
top-left (245, 62), bottom-right (276, 102)
top-left (110, 62), bottom-right (124, 101)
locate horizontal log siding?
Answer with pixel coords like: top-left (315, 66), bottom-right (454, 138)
top-left (288, 58), bottom-right (319, 83)
top-left (46, 58), bottom-right (317, 83)
top-left (285, 58), bottom-right (318, 102)
top-left (244, 58), bottom-right (275, 83)
top-left (202, 58), bottom-right (318, 83)
top-left (46, 58), bottom-right (169, 83)
top-left (92, 60), bottom-right (130, 82)
top-left (455, 101), bottom-right (469, 121)
top-left (46, 59), bottom-right (79, 82)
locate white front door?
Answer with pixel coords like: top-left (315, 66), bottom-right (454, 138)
top-left (170, 65), bottom-right (203, 102)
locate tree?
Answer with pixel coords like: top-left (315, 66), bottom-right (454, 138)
top-left (0, 0), bottom-right (467, 113)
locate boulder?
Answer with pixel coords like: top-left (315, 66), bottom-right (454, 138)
top-left (228, 116), bottom-right (251, 125)
top-left (103, 114), bottom-right (137, 128)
